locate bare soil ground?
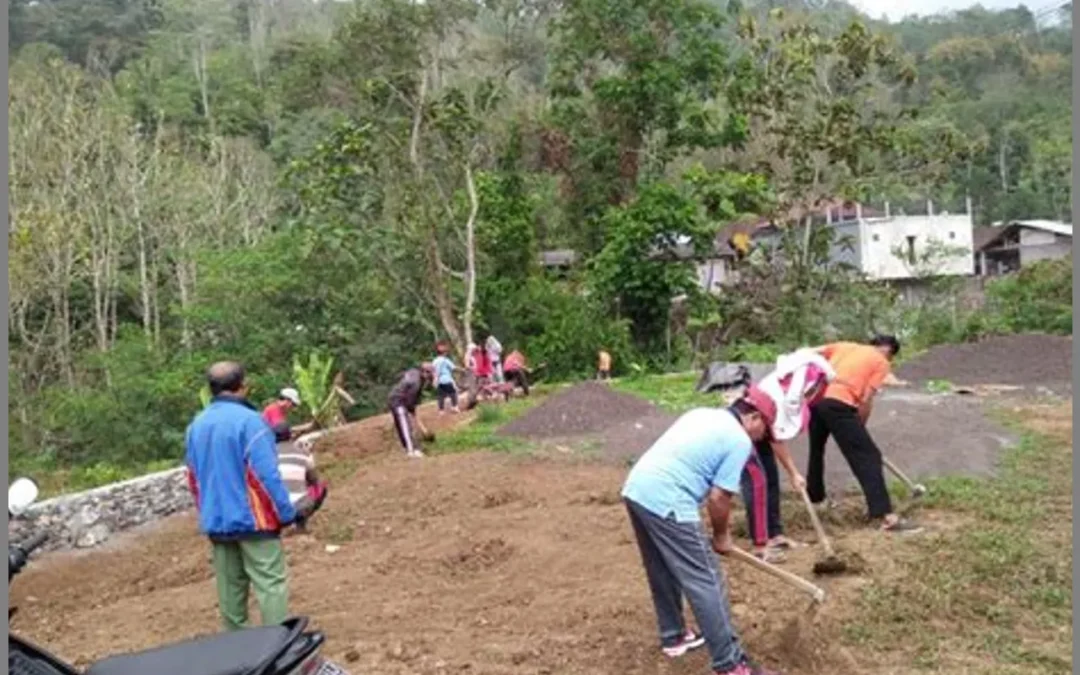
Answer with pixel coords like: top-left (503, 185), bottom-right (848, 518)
top-left (502, 378), bottom-right (1018, 491)
top-left (895, 333), bottom-right (1073, 396)
top-left (8, 370), bottom-right (1069, 675)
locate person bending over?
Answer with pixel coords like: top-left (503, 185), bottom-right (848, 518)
top-left (807, 335), bottom-right (921, 534)
top-left (621, 386), bottom-right (782, 675)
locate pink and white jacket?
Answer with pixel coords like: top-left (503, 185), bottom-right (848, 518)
top-left (758, 349), bottom-right (836, 442)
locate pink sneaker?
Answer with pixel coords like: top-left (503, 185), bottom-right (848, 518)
top-left (661, 630), bottom-right (706, 657)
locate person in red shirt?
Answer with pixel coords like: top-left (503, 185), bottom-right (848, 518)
top-left (471, 343), bottom-right (493, 382)
top-left (262, 388), bottom-right (301, 439)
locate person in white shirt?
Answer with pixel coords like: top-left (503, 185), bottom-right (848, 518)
top-left (484, 333), bottom-right (504, 383)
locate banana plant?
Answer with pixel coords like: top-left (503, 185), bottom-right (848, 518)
top-left (292, 351), bottom-right (337, 428)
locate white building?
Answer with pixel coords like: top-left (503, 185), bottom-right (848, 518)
top-left (753, 203), bottom-right (976, 281)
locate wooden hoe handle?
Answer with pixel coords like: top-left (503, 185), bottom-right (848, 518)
top-left (726, 546), bottom-right (826, 604)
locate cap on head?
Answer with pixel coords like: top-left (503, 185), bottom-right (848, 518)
top-left (742, 385), bottom-right (778, 432)
top-left (279, 387), bottom-right (301, 406)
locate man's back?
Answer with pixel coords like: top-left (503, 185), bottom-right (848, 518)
top-left (432, 356), bottom-right (455, 385)
top-left (622, 408), bottom-right (752, 523)
top-left (388, 368), bottom-right (422, 410)
top-left (820, 342), bottom-right (890, 407)
top-left (186, 398), bottom-right (294, 537)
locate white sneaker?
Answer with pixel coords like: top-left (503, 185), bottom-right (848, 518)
top-left (407, 450), bottom-right (425, 459)
top-left (662, 630), bottom-right (706, 658)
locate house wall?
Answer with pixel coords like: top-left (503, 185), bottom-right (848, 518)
top-left (696, 258), bottom-right (731, 293)
top-left (860, 214), bottom-right (975, 279)
top-left (1018, 232), bottom-right (1072, 265)
top-left (1019, 229), bottom-right (1057, 246)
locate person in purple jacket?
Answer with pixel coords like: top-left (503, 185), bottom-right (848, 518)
top-left (185, 361), bottom-right (312, 631)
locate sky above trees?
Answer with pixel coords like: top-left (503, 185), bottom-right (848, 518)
top-left (854, 0), bottom-right (1060, 21)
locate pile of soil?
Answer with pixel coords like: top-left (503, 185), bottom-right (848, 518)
top-left (498, 382), bottom-right (660, 439)
top-left (896, 333), bottom-right (1072, 391)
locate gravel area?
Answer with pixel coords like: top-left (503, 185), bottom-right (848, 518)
top-left (896, 333), bottom-right (1072, 395)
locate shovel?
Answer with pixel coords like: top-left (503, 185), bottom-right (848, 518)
top-left (797, 488), bottom-right (848, 576)
top-left (882, 456), bottom-right (927, 498)
top-left (726, 546), bottom-right (826, 604)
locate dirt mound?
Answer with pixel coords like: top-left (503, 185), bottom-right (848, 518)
top-left (597, 410), bottom-right (678, 464)
top-left (498, 381), bottom-right (660, 439)
top-left (896, 333), bottom-right (1072, 392)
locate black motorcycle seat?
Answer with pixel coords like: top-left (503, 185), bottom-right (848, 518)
top-left (84, 625), bottom-right (292, 675)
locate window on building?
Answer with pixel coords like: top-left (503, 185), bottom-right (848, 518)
top-left (949, 231), bottom-right (955, 239)
top-left (872, 233), bottom-right (880, 242)
top-left (906, 235), bottom-right (917, 265)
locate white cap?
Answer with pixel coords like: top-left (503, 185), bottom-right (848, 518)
top-left (280, 387), bottom-right (301, 406)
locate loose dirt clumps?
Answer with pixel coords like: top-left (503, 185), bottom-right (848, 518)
top-left (499, 381), bottom-right (660, 438)
top-left (896, 333), bottom-right (1072, 393)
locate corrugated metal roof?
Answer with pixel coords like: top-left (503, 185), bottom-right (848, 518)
top-left (992, 220), bottom-right (1073, 236)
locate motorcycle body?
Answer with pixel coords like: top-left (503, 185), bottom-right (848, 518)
top-left (8, 477), bottom-right (351, 675)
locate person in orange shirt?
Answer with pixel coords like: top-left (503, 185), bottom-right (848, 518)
top-left (597, 349), bottom-right (613, 380)
top-left (807, 335), bottom-right (921, 534)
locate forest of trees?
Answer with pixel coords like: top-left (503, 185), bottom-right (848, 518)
top-left (8, 0), bottom-right (1073, 487)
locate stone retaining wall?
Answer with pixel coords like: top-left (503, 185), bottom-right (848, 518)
top-left (10, 466), bottom-right (193, 552)
top-left (9, 429), bottom-right (337, 553)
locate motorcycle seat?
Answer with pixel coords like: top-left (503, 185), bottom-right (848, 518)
top-left (84, 624), bottom-right (293, 675)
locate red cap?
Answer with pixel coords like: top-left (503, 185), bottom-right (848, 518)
top-left (742, 385), bottom-right (778, 432)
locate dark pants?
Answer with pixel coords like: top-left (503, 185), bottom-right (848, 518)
top-left (506, 369), bottom-right (530, 396)
top-left (436, 383), bottom-right (458, 410)
top-left (389, 405), bottom-right (418, 454)
top-left (624, 499), bottom-right (747, 672)
top-left (807, 398), bottom-right (893, 519)
top-left (740, 441), bottom-right (782, 546)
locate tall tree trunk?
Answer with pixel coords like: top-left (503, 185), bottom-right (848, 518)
top-left (998, 132), bottom-right (1009, 191)
top-left (195, 37), bottom-right (215, 136)
top-left (462, 161), bottom-right (479, 349)
top-left (137, 218), bottom-right (153, 339)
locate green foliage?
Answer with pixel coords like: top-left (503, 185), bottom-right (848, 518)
top-left (548, 0), bottom-right (736, 244)
top-left (589, 182), bottom-right (712, 350)
top-left (980, 258), bottom-right (1073, 335)
top-left (292, 351), bottom-right (336, 427)
top-left (479, 277), bottom-right (635, 380)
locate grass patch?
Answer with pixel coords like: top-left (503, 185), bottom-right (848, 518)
top-left (432, 396), bottom-right (545, 455)
top-left (612, 373), bottom-right (716, 413)
top-left (12, 458), bottom-right (181, 499)
top-left (842, 403), bottom-right (1073, 672)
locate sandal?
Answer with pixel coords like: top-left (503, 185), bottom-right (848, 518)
top-left (752, 548), bottom-right (787, 564)
top-left (767, 536), bottom-right (805, 550)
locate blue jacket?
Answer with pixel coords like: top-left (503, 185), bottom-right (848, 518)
top-left (185, 396), bottom-right (297, 539)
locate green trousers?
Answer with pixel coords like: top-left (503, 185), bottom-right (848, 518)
top-left (210, 537), bottom-right (289, 631)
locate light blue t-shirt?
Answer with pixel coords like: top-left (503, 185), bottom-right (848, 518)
top-left (432, 356), bottom-right (456, 385)
top-left (621, 407), bottom-right (753, 523)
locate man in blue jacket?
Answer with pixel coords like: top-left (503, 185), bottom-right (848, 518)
top-left (186, 361), bottom-right (304, 631)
